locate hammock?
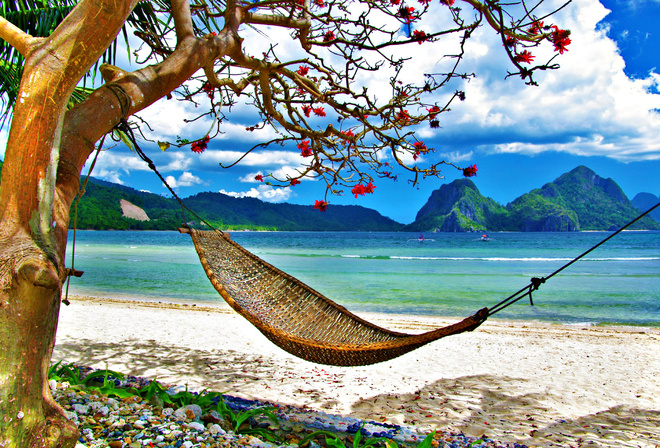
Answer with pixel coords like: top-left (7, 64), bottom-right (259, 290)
top-left (181, 227), bottom-right (489, 366)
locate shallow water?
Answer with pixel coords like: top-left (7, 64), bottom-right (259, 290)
top-left (65, 230), bottom-right (660, 327)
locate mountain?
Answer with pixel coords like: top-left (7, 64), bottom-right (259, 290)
top-left (405, 179), bottom-right (507, 232)
top-left (631, 192), bottom-right (660, 222)
top-left (69, 177), bottom-right (402, 231)
top-left (407, 166), bottom-right (659, 232)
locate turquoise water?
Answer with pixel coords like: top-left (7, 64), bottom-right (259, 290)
top-left (65, 230), bottom-right (660, 327)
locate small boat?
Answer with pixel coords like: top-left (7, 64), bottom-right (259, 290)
top-left (476, 234), bottom-right (492, 242)
top-left (408, 233), bottom-right (435, 242)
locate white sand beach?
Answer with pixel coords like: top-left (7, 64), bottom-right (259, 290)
top-left (54, 295), bottom-right (660, 447)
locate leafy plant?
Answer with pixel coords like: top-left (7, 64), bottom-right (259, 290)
top-left (214, 399), bottom-right (281, 443)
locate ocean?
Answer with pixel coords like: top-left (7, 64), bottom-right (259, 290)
top-left (64, 230), bottom-right (660, 327)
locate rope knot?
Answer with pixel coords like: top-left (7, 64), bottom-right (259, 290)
top-left (530, 277), bottom-right (545, 290)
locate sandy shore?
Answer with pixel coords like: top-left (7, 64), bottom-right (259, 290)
top-left (54, 295), bottom-right (660, 447)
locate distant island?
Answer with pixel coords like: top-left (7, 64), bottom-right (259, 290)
top-left (0, 162), bottom-right (657, 231)
top-left (406, 166), bottom-right (659, 232)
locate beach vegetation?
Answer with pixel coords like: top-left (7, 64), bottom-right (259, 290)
top-left (1, 0), bottom-right (573, 444)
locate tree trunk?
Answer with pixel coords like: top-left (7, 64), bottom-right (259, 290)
top-left (0, 0), bottom-right (236, 442)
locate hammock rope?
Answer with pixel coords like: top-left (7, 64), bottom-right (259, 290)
top-left (117, 121), bottom-right (660, 366)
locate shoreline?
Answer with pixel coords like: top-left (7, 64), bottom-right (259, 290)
top-left (54, 295), bottom-right (660, 447)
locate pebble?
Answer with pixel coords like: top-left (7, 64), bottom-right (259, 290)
top-left (52, 365), bottom-right (527, 448)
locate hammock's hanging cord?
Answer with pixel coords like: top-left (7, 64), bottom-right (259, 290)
top-left (488, 200), bottom-right (660, 316)
top-left (63, 134), bottom-right (106, 305)
top-left (115, 119), bottom-right (220, 233)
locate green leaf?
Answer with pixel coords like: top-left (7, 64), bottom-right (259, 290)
top-left (416, 431), bottom-right (436, 448)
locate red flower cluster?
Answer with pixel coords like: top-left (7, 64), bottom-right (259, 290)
top-left (398, 6), bottom-right (417, 23)
top-left (202, 82), bottom-right (215, 100)
top-left (503, 36), bottom-right (516, 48)
top-left (514, 50), bottom-right (535, 64)
top-left (418, 0), bottom-right (431, 5)
top-left (296, 65), bottom-right (310, 76)
top-left (341, 129), bottom-right (355, 146)
top-left (255, 174), bottom-right (264, 182)
top-left (323, 31), bottom-right (335, 42)
top-left (396, 109), bottom-right (411, 124)
top-left (191, 135), bottom-right (210, 154)
top-left (290, 178), bottom-right (301, 186)
top-left (302, 105), bottom-right (312, 117)
top-left (462, 164), bottom-right (478, 177)
top-left (528, 20), bottom-right (544, 35)
top-left (314, 200), bottom-right (328, 211)
top-left (551, 26), bottom-right (571, 54)
top-left (390, 0), bottom-right (401, 5)
top-left (314, 0), bottom-right (325, 6)
top-left (298, 140), bottom-right (313, 157)
top-left (412, 29), bottom-right (428, 44)
top-left (426, 105), bottom-right (441, 119)
top-left (312, 106), bottom-right (326, 117)
top-left (440, 0), bottom-right (455, 5)
top-left (351, 181), bottom-right (377, 198)
top-left (413, 141), bottom-right (427, 152)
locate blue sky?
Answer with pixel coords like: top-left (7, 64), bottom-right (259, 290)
top-left (1, 0), bottom-right (659, 224)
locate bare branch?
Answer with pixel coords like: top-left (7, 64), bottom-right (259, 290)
top-left (0, 15), bottom-right (41, 57)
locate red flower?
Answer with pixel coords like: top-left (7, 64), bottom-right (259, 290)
top-left (398, 6), bottom-right (417, 23)
top-left (314, 200), bottom-right (328, 211)
top-left (314, 0), bottom-right (325, 6)
top-left (440, 0), bottom-right (455, 5)
top-left (418, 0), bottom-right (430, 5)
top-left (351, 182), bottom-right (376, 198)
top-left (430, 120), bottom-right (440, 129)
top-left (426, 105), bottom-right (441, 119)
top-left (323, 31), bottom-right (335, 42)
top-left (301, 105), bottom-right (312, 117)
top-left (191, 135), bottom-right (210, 154)
top-left (514, 50), bottom-right (535, 64)
top-left (551, 26), bottom-right (571, 54)
top-left (290, 178), bottom-right (301, 186)
top-left (413, 141), bottom-right (427, 152)
top-left (503, 36), bottom-right (516, 48)
top-left (312, 106), bottom-right (326, 117)
top-left (255, 174), bottom-right (264, 182)
top-left (390, 0), bottom-right (401, 5)
top-left (396, 109), bottom-right (411, 124)
top-left (341, 129), bottom-right (355, 146)
top-left (298, 140), bottom-right (313, 157)
top-left (412, 29), bottom-right (428, 44)
top-left (528, 20), bottom-right (544, 35)
top-left (296, 65), bottom-right (310, 76)
top-left (462, 164), bottom-right (478, 177)
top-left (352, 183), bottom-right (366, 198)
top-left (202, 82), bottom-right (215, 100)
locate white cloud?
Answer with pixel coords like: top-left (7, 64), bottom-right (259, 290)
top-left (200, 149), bottom-right (303, 167)
top-left (220, 184), bottom-right (294, 202)
top-left (439, 150), bottom-right (474, 163)
top-left (164, 171), bottom-right (205, 188)
top-left (432, 0), bottom-right (660, 161)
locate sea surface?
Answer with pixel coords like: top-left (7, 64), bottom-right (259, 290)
top-left (65, 230), bottom-right (660, 327)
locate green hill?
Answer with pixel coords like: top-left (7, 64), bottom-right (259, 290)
top-left (69, 178), bottom-right (403, 231)
top-left (404, 179), bottom-right (507, 232)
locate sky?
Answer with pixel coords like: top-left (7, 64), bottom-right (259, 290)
top-left (1, 0), bottom-right (659, 224)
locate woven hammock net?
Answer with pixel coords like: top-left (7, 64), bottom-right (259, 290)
top-left (186, 228), bottom-right (489, 366)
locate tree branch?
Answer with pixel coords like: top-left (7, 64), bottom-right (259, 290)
top-left (171, 0), bottom-right (195, 44)
top-left (0, 15), bottom-right (40, 57)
